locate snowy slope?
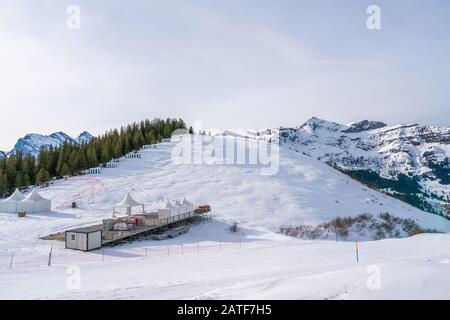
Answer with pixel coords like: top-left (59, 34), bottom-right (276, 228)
top-left (1, 225), bottom-right (450, 300)
top-left (0, 136), bottom-right (447, 250)
top-left (0, 137), bottom-right (449, 299)
top-left (3, 136), bottom-right (448, 234)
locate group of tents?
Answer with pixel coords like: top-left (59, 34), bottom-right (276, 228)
top-left (159, 198), bottom-right (196, 218)
top-left (112, 192), bottom-right (195, 218)
top-left (0, 189), bottom-right (52, 214)
top-left (1, 188), bottom-right (196, 219)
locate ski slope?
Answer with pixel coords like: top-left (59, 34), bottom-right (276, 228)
top-left (0, 136), bottom-right (449, 299)
top-left (1, 230), bottom-right (450, 299)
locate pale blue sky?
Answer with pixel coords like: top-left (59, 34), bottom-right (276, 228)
top-left (0, 0), bottom-right (449, 150)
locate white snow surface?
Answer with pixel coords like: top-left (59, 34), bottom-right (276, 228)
top-left (0, 137), bottom-right (449, 299)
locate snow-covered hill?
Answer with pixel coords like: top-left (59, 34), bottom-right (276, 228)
top-left (244, 118), bottom-right (450, 217)
top-left (7, 131), bottom-right (93, 156)
top-left (0, 137), bottom-right (449, 299)
top-left (5, 136), bottom-right (448, 233)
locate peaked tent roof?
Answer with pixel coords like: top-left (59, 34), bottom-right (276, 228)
top-left (174, 200), bottom-right (183, 207)
top-left (114, 193), bottom-right (144, 208)
top-left (181, 198), bottom-right (194, 206)
top-left (23, 189), bottom-right (50, 202)
top-left (162, 199), bottom-right (177, 209)
top-left (4, 189), bottom-right (25, 202)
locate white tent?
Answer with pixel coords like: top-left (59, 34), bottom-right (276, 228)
top-left (166, 200), bottom-right (180, 215)
top-left (0, 189), bottom-right (25, 213)
top-left (158, 199), bottom-right (178, 218)
top-left (112, 193), bottom-right (145, 217)
top-left (174, 200), bottom-right (186, 214)
top-left (181, 198), bottom-right (195, 213)
top-left (16, 189), bottom-right (51, 214)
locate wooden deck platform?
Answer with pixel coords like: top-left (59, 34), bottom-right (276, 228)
top-left (102, 212), bottom-right (205, 246)
top-left (39, 232), bottom-right (66, 241)
top-left (40, 209), bottom-right (211, 247)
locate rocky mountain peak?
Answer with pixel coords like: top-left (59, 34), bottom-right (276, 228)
top-left (77, 131), bottom-right (93, 144)
top-left (4, 131), bottom-right (93, 157)
top-left (300, 117), bottom-right (344, 133)
top-left (257, 118), bottom-right (450, 217)
top-left (343, 120), bottom-right (387, 133)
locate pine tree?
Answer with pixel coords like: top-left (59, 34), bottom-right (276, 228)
top-left (36, 168), bottom-right (50, 185)
top-left (68, 150), bottom-right (79, 174)
top-left (87, 144), bottom-right (98, 168)
top-left (61, 164), bottom-right (71, 176)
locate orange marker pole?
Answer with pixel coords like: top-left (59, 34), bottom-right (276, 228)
top-left (355, 241), bottom-right (360, 263)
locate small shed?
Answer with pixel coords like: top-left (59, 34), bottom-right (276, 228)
top-left (65, 226), bottom-right (103, 251)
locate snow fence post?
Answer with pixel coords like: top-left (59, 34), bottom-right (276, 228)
top-left (145, 248), bottom-right (148, 260)
top-left (102, 249), bottom-right (105, 262)
top-left (197, 243), bottom-right (200, 254)
top-left (9, 252), bottom-right (14, 270)
top-left (355, 241), bottom-right (360, 263)
top-left (48, 245), bottom-right (53, 267)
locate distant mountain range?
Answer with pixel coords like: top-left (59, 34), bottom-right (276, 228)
top-left (0, 131), bottom-right (93, 157)
top-left (223, 117), bottom-right (450, 217)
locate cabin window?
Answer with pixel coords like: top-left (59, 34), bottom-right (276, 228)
top-left (71, 234), bottom-right (75, 241)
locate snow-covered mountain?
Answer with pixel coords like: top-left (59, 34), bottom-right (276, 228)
top-left (8, 131), bottom-right (93, 156)
top-left (249, 117), bottom-right (450, 217)
top-left (76, 131), bottom-right (93, 144)
top-left (0, 151), bottom-right (6, 159)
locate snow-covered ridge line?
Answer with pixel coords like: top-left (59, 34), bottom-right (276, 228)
top-left (234, 117), bottom-right (449, 217)
top-left (2, 131), bottom-right (93, 157)
top-left (215, 118), bottom-right (449, 216)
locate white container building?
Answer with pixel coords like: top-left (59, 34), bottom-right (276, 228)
top-left (65, 227), bottom-right (103, 252)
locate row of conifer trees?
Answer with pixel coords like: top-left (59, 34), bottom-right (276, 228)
top-left (0, 118), bottom-right (186, 197)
